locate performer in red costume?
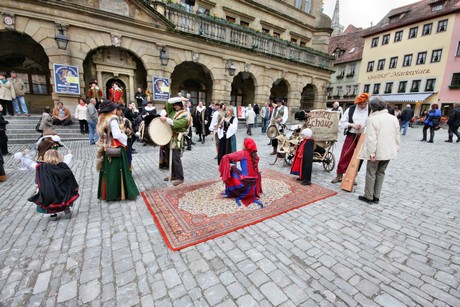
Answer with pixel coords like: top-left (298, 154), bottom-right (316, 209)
top-left (88, 80), bottom-right (103, 109)
top-left (219, 138), bottom-right (263, 207)
top-left (109, 83), bottom-right (124, 104)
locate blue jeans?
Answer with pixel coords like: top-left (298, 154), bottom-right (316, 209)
top-left (12, 96), bottom-right (28, 114)
top-left (88, 120), bottom-right (98, 144)
top-left (254, 115), bottom-right (258, 128)
top-left (261, 117), bottom-right (268, 133)
top-left (400, 120), bottom-right (410, 135)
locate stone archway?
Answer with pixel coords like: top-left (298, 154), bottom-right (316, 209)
top-left (0, 31), bottom-right (51, 113)
top-left (300, 84), bottom-right (316, 110)
top-left (230, 72), bottom-right (256, 107)
top-left (83, 47), bottom-right (147, 103)
top-left (170, 61), bottom-right (213, 105)
top-left (270, 79), bottom-right (289, 104)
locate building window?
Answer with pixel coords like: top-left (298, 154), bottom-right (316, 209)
top-left (411, 80), bottom-right (421, 92)
top-left (450, 73), bottom-right (460, 88)
top-left (300, 41), bottom-right (306, 47)
top-left (262, 28), bottom-right (270, 34)
top-left (291, 38), bottom-right (298, 44)
top-left (432, 4), bottom-right (443, 11)
top-left (363, 84), bottom-right (370, 93)
top-left (389, 57), bottom-right (398, 69)
top-left (197, 6), bottom-right (210, 15)
top-left (240, 20), bottom-right (249, 27)
top-left (425, 79), bottom-right (436, 91)
top-left (403, 54), bottom-right (413, 67)
top-left (398, 81), bottom-right (407, 93)
top-left (456, 41), bottom-right (460, 56)
top-left (226, 16), bottom-right (236, 23)
top-left (384, 82), bottom-right (393, 93)
top-left (431, 49), bottom-right (442, 62)
top-left (273, 32), bottom-right (281, 38)
top-left (408, 27), bottom-right (418, 39)
top-left (377, 59), bottom-right (386, 70)
top-left (367, 61), bottom-right (374, 72)
top-left (347, 64), bottom-right (356, 76)
top-left (437, 19), bottom-right (448, 32)
top-left (373, 84), bottom-right (381, 94)
top-left (416, 52), bottom-right (427, 65)
top-left (382, 34), bottom-right (390, 45)
top-left (304, 0), bottom-right (312, 13)
top-left (295, 0), bottom-right (302, 9)
top-left (422, 23), bottom-right (432, 35)
top-left (394, 31), bottom-right (403, 42)
top-left (371, 37), bottom-right (379, 48)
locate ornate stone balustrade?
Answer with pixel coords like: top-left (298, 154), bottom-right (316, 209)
top-left (165, 5), bottom-right (333, 69)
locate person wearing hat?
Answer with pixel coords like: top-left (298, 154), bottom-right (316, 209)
top-left (109, 82), bottom-right (124, 104)
top-left (9, 71), bottom-right (30, 116)
top-left (160, 97), bottom-right (191, 186)
top-left (290, 128), bottom-right (319, 186)
top-left (96, 99), bottom-right (139, 200)
top-left (0, 72), bottom-right (15, 116)
top-left (331, 92), bottom-right (370, 184)
top-left (269, 97), bottom-right (288, 155)
top-left (219, 138), bottom-right (263, 208)
top-left (88, 80), bottom-right (103, 110)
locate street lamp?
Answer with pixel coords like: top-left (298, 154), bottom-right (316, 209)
top-left (55, 24), bottom-right (69, 50)
top-left (225, 61), bottom-right (236, 76)
top-left (160, 46), bottom-right (169, 66)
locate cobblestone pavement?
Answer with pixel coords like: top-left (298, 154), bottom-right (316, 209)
top-left (0, 125), bottom-right (459, 306)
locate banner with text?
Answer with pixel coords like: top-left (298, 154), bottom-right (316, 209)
top-left (153, 77), bottom-right (170, 101)
top-left (54, 64), bottom-right (80, 95)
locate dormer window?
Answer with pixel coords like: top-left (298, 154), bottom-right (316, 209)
top-left (431, 3), bottom-right (443, 11)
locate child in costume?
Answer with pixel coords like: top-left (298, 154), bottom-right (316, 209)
top-left (26, 149), bottom-right (78, 220)
top-left (290, 128), bottom-right (325, 186)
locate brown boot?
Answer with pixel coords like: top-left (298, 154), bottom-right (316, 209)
top-left (270, 151), bottom-right (276, 155)
top-left (331, 174), bottom-right (343, 183)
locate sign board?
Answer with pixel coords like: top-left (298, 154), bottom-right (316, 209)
top-left (53, 64), bottom-right (80, 95)
top-left (308, 110), bottom-right (339, 141)
top-left (153, 77), bottom-right (170, 101)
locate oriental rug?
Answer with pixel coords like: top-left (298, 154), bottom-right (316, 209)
top-left (142, 169), bottom-right (337, 251)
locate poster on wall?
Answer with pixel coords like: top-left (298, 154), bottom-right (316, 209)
top-left (53, 64), bottom-right (80, 95)
top-left (153, 77), bottom-right (170, 101)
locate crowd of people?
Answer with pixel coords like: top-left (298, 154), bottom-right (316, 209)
top-left (1, 77), bottom-right (459, 220)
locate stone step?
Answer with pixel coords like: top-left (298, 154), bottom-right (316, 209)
top-left (9, 136), bottom-right (87, 145)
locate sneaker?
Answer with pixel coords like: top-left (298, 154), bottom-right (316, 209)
top-left (49, 214), bottom-right (58, 221)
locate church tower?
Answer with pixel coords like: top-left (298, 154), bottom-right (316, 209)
top-left (331, 0), bottom-right (344, 36)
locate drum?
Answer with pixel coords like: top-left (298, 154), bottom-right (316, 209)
top-left (147, 117), bottom-right (172, 146)
top-left (266, 124), bottom-right (279, 140)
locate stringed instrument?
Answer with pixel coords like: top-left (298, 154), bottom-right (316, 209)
top-left (340, 133), bottom-right (365, 192)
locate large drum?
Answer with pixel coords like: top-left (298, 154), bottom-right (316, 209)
top-left (139, 116), bottom-right (172, 146)
top-left (266, 124), bottom-right (279, 140)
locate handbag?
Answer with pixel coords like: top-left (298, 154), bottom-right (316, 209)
top-left (35, 118), bottom-right (42, 132)
top-left (105, 146), bottom-right (121, 157)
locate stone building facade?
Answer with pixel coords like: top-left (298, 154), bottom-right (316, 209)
top-left (0, 0), bottom-right (334, 115)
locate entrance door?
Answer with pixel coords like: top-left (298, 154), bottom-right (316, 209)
top-left (106, 79), bottom-right (126, 104)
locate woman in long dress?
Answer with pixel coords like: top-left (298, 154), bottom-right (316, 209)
top-left (219, 138), bottom-right (263, 207)
top-left (217, 107), bottom-right (238, 165)
top-left (96, 100), bottom-right (139, 201)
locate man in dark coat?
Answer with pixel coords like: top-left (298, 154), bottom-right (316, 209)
top-left (445, 103), bottom-right (460, 143)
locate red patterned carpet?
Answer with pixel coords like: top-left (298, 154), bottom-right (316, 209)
top-left (142, 169), bottom-right (337, 251)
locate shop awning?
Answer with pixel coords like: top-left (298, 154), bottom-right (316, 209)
top-left (379, 93), bottom-right (435, 103)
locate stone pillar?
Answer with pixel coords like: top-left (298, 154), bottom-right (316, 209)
top-left (97, 71), bottom-right (103, 88)
top-left (129, 74), bottom-right (134, 104)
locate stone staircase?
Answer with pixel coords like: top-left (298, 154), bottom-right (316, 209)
top-left (4, 115), bottom-right (87, 144)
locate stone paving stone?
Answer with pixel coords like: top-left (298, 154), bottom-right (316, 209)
top-left (33, 270), bottom-right (51, 294)
top-left (236, 294), bottom-right (258, 306)
top-left (260, 282), bottom-right (288, 306)
top-left (57, 280), bottom-right (77, 303)
top-left (162, 268), bottom-right (182, 289)
top-left (79, 279), bottom-right (100, 304)
top-left (247, 269), bottom-right (270, 288)
top-left (203, 284), bottom-right (228, 305)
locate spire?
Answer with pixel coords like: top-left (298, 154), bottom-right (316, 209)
top-left (331, 0), bottom-right (344, 36)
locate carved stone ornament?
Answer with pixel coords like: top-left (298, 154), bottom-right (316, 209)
top-left (2, 13), bottom-right (15, 30)
top-left (192, 52), bottom-right (200, 62)
top-left (111, 34), bottom-right (122, 47)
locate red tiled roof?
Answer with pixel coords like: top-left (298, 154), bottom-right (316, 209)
top-left (328, 25), bottom-right (365, 64)
top-left (363, 0), bottom-right (460, 37)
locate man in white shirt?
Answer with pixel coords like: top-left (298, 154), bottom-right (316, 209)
top-left (331, 93), bottom-right (370, 183)
top-left (209, 102), bottom-right (223, 158)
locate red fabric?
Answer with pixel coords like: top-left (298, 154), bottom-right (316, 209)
top-left (109, 88), bottom-right (124, 103)
top-left (219, 154), bottom-right (232, 183)
top-left (89, 89), bottom-right (102, 98)
top-left (243, 138), bottom-right (257, 153)
top-left (290, 139), bottom-right (307, 176)
top-left (337, 134), bottom-right (360, 174)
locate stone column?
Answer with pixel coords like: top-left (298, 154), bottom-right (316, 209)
top-left (129, 74), bottom-right (134, 104)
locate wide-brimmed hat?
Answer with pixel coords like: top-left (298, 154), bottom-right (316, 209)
top-left (275, 97), bottom-right (284, 104)
top-left (167, 97), bottom-right (188, 105)
top-left (98, 99), bottom-right (118, 113)
top-left (89, 79), bottom-right (98, 85)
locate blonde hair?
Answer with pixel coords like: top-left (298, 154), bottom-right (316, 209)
top-left (226, 107), bottom-right (234, 117)
top-left (43, 150), bottom-right (63, 165)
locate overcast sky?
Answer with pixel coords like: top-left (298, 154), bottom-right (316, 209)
top-left (322, 0), bottom-right (420, 29)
